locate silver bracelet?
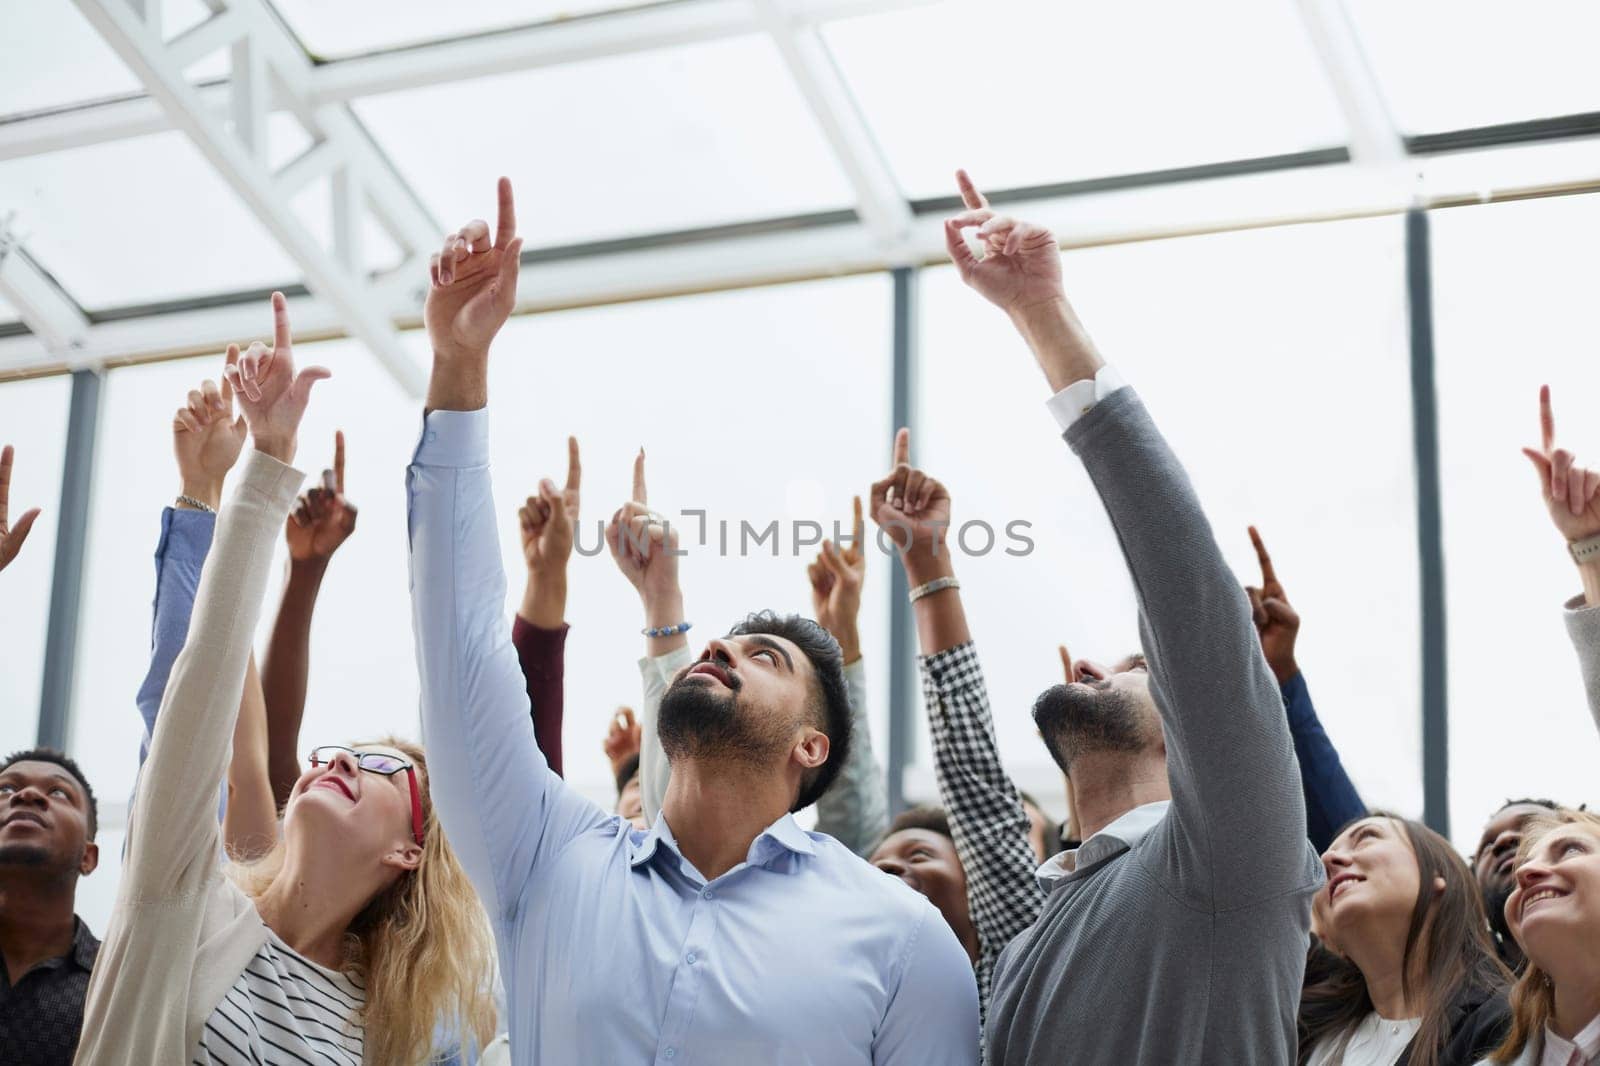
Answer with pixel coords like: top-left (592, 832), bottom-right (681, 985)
top-left (1570, 533), bottom-right (1600, 564)
top-left (909, 576), bottom-right (960, 602)
top-left (175, 495), bottom-right (216, 514)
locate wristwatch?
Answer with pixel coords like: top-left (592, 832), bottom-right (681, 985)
top-left (1570, 532), bottom-right (1600, 564)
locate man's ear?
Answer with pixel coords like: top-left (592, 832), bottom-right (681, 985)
top-left (382, 842), bottom-right (423, 873)
top-left (79, 840), bottom-right (100, 877)
top-left (793, 728), bottom-right (829, 773)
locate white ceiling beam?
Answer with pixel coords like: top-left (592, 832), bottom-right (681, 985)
top-left (71, 0), bottom-right (434, 395)
top-left (1291, 0), bottom-right (1407, 168)
top-left (0, 225), bottom-right (90, 360)
top-left (7, 134), bottom-right (1598, 379)
top-left (752, 0), bottom-right (911, 256)
top-left (0, 0), bottom-right (935, 161)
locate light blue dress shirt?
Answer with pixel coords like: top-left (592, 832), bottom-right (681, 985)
top-left (406, 408), bottom-right (979, 1066)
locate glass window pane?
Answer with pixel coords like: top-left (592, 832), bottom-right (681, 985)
top-left (0, 376), bottom-right (72, 753)
top-left (70, 274), bottom-right (890, 827)
top-left (274, 0), bottom-right (659, 58)
top-left (915, 216), bottom-right (1419, 821)
top-left (0, 4), bottom-right (141, 119)
top-left (1432, 192), bottom-right (1600, 845)
top-left (1348, 0), bottom-right (1600, 134)
top-left (355, 36), bottom-right (857, 246)
top-left (0, 132), bottom-right (300, 309)
top-left (826, 0), bottom-right (1347, 201)
top-left (487, 275), bottom-right (894, 804)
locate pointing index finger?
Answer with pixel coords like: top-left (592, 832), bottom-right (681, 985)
top-left (566, 436), bottom-right (581, 493)
top-left (1540, 384), bottom-right (1555, 455)
top-left (0, 444), bottom-right (12, 526)
top-left (494, 176), bottom-right (517, 249)
top-left (955, 168), bottom-right (989, 211)
top-left (271, 291), bottom-right (292, 354)
top-left (892, 427), bottom-right (910, 468)
top-left (632, 447), bottom-right (647, 506)
top-left (850, 494), bottom-right (863, 555)
top-left (1248, 525), bottom-right (1278, 586)
top-left (334, 430), bottom-right (346, 494)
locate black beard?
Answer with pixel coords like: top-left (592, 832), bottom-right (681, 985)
top-left (0, 843), bottom-right (53, 868)
top-left (1032, 683), bottom-right (1144, 772)
top-left (657, 673), bottom-right (785, 767)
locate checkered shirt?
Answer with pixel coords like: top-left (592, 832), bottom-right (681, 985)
top-left (919, 640), bottom-right (1046, 1018)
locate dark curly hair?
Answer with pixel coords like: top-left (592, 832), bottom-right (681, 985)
top-left (1, 747), bottom-right (98, 838)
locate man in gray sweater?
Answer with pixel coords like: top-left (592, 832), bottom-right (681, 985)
top-left (941, 170), bottom-right (1324, 1063)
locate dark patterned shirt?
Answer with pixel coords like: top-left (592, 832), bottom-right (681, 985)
top-left (918, 642), bottom-right (1046, 1019)
top-left (0, 915), bottom-right (100, 1066)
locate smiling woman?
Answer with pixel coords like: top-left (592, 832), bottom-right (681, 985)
top-left (1301, 814), bottom-right (1512, 1066)
top-left (1487, 810), bottom-right (1600, 1065)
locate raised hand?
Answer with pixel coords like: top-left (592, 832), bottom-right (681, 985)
top-left (520, 437), bottom-right (581, 577)
top-left (606, 449), bottom-right (682, 613)
top-left (172, 370), bottom-right (248, 510)
top-left (1245, 526), bottom-right (1300, 684)
top-left (424, 177), bottom-right (523, 400)
top-left (1522, 385), bottom-right (1600, 544)
top-left (807, 496), bottom-right (865, 662)
top-left (602, 707), bottom-right (642, 778)
top-left (286, 431), bottom-right (358, 562)
top-left (0, 445), bottom-right (40, 573)
top-left (870, 427), bottom-right (953, 584)
top-left (223, 292), bottom-right (329, 464)
top-left (942, 169), bottom-right (1064, 316)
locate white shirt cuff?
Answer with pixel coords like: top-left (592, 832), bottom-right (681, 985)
top-left (1044, 365), bottom-right (1126, 431)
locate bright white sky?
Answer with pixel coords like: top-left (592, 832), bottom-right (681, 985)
top-left (0, 0), bottom-right (1597, 932)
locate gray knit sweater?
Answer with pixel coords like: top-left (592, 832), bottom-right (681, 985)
top-left (1562, 593), bottom-right (1600, 740)
top-left (985, 388), bottom-right (1323, 1065)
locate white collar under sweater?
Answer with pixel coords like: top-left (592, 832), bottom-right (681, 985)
top-left (1035, 800), bottom-right (1171, 884)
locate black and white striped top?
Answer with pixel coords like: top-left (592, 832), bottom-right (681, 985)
top-left (193, 928), bottom-right (366, 1065)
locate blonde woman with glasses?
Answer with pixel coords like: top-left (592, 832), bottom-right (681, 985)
top-left (74, 294), bottom-right (495, 1066)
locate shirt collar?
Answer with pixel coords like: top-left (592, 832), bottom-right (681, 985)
top-left (1036, 800), bottom-right (1171, 885)
top-left (70, 916), bottom-right (100, 971)
top-left (1542, 1010), bottom-right (1600, 1065)
top-left (629, 811), bottom-right (818, 873)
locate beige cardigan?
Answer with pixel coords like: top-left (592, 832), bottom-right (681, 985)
top-left (75, 450), bottom-right (303, 1066)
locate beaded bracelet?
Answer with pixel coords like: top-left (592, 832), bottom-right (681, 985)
top-left (642, 621), bottom-right (692, 638)
top-left (908, 576), bottom-right (960, 602)
top-left (175, 495), bottom-right (217, 514)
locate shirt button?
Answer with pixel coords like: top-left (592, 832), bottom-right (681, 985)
top-left (426, 431), bottom-right (437, 442)
top-left (664, 1050), bottom-right (676, 1060)
top-left (702, 889), bottom-right (714, 900)
top-left (686, 952), bottom-right (697, 965)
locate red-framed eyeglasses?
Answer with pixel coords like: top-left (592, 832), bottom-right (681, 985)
top-left (307, 746), bottom-right (425, 847)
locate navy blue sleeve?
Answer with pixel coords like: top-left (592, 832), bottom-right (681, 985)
top-left (1282, 671), bottom-right (1365, 852)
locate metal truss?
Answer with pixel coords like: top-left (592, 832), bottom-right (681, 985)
top-left (0, 221), bottom-right (89, 364)
top-left (68, 0), bottom-right (439, 394)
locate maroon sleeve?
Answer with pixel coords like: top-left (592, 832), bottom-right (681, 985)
top-left (512, 615), bottom-right (569, 778)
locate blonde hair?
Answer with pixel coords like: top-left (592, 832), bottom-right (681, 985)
top-left (1489, 808), bottom-right (1600, 1064)
top-left (228, 737), bottom-right (497, 1064)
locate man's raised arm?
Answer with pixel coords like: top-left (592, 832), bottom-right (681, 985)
top-left (1245, 526), bottom-right (1364, 852)
top-left (870, 425), bottom-right (1043, 1004)
top-left (610, 449), bottom-right (692, 825)
top-left (1523, 386), bottom-right (1600, 739)
top-left (409, 178), bottom-right (606, 917)
top-left (945, 170), bottom-right (1314, 904)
